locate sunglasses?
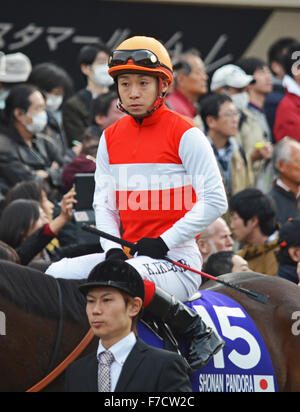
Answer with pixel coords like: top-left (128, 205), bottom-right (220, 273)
top-left (109, 49), bottom-right (161, 69)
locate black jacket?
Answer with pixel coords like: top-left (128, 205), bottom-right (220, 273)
top-left (62, 89), bottom-right (93, 145)
top-left (0, 126), bottom-right (64, 189)
top-left (16, 223), bottom-right (102, 266)
top-left (65, 338), bottom-right (192, 393)
top-left (269, 183), bottom-right (299, 225)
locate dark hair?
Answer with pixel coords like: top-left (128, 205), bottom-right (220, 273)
top-left (173, 50), bottom-right (202, 86)
top-left (268, 37), bottom-right (298, 66)
top-left (237, 57), bottom-right (267, 75)
top-left (0, 199), bottom-right (41, 248)
top-left (82, 125), bottom-right (102, 142)
top-left (0, 240), bottom-right (20, 263)
top-left (4, 84), bottom-right (39, 125)
top-left (200, 92), bottom-right (232, 130)
top-left (173, 60), bottom-right (192, 76)
top-left (81, 125), bottom-right (101, 156)
top-left (28, 63), bottom-right (74, 100)
top-left (78, 43), bottom-right (111, 68)
top-left (230, 188), bottom-right (278, 236)
top-left (282, 42), bottom-right (300, 78)
top-left (276, 245), bottom-right (296, 267)
top-left (91, 91), bottom-right (118, 121)
top-left (203, 251), bottom-right (235, 277)
top-left (2, 180), bottom-right (44, 210)
top-left (120, 290), bottom-right (144, 329)
top-left (276, 218), bottom-right (300, 266)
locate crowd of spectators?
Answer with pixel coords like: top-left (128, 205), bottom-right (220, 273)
top-left (169, 36), bottom-right (300, 286)
top-left (0, 36), bottom-right (300, 287)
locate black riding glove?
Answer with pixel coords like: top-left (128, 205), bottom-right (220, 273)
top-left (130, 237), bottom-right (169, 259)
top-left (105, 248), bottom-right (128, 261)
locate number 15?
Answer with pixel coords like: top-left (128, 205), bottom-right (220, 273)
top-left (194, 305), bottom-right (261, 370)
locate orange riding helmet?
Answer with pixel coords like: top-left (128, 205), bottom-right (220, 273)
top-left (108, 36), bottom-right (173, 85)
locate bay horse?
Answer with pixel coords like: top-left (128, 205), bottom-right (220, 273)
top-left (0, 261), bottom-right (300, 392)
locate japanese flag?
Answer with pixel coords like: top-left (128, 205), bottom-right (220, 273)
top-left (253, 375), bottom-right (275, 392)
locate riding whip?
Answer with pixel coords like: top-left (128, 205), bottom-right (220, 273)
top-left (81, 224), bottom-right (269, 304)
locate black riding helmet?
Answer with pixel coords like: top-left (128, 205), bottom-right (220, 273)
top-left (79, 259), bottom-right (145, 302)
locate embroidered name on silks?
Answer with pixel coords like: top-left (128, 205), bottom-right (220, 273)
top-left (187, 290), bottom-right (279, 393)
top-left (142, 259), bottom-right (188, 276)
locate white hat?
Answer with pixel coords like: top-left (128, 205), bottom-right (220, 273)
top-left (211, 64), bottom-right (254, 91)
top-left (0, 53), bottom-right (32, 83)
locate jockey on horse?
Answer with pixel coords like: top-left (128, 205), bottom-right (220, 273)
top-left (46, 36), bottom-right (228, 369)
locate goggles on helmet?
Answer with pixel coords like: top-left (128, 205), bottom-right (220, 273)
top-left (109, 49), bottom-right (169, 70)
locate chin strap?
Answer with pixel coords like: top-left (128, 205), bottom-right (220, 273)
top-left (116, 78), bottom-right (166, 119)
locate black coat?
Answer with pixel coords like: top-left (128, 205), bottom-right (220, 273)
top-left (16, 223), bottom-right (102, 266)
top-left (269, 183), bottom-right (300, 225)
top-left (65, 338), bottom-right (192, 393)
top-left (62, 89), bottom-right (93, 145)
top-left (0, 126), bottom-right (64, 189)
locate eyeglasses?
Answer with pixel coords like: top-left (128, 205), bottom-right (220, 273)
top-left (109, 49), bottom-right (161, 69)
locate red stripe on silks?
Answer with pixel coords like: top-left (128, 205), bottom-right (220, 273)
top-left (117, 187), bottom-right (197, 243)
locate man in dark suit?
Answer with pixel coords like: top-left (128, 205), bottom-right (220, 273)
top-left (65, 259), bottom-right (192, 392)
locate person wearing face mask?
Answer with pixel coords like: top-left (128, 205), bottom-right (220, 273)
top-left (62, 43), bottom-right (112, 147)
top-left (28, 63), bottom-right (74, 162)
top-left (0, 84), bottom-right (64, 195)
top-left (210, 64), bottom-right (274, 192)
top-left (28, 63), bottom-right (77, 165)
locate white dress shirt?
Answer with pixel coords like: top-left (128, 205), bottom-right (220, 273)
top-left (97, 332), bottom-right (137, 392)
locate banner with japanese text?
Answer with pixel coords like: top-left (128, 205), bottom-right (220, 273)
top-left (0, 0), bottom-right (271, 88)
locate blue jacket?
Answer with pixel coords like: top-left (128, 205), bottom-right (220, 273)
top-left (277, 264), bottom-right (299, 285)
